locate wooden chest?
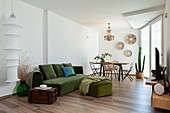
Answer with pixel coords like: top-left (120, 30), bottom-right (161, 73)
top-left (28, 88), bottom-right (57, 104)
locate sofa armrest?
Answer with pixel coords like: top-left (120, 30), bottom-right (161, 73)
top-left (31, 70), bottom-right (43, 88)
top-left (73, 66), bottom-right (83, 74)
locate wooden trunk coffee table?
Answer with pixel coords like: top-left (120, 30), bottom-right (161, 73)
top-left (28, 88), bottom-right (57, 104)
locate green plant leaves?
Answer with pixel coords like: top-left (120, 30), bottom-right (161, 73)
top-left (94, 53), bottom-right (112, 62)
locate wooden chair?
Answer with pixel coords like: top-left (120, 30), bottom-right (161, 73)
top-left (122, 62), bottom-right (134, 81)
top-left (103, 62), bottom-right (113, 80)
top-left (112, 61), bottom-right (119, 80)
top-left (89, 62), bottom-right (100, 76)
top-left (103, 62), bottom-right (118, 81)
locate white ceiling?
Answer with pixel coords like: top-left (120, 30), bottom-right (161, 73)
top-left (21, 0), bottom-right (166, 32)
top-left (124, 5), bottom-right (165, 29)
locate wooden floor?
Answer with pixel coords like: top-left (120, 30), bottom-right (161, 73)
top-left (0, 77), bottom-right (170, 113)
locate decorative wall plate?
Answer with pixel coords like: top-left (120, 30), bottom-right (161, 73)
top-left (116, 42), bottom-right (124, 50)
top-left (124, 50), bottom-right (132, 57)
top-left (125, 34), bottom-right (136, 45)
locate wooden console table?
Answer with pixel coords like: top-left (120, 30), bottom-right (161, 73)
top-left (146, 79), bottom-right (170, 110)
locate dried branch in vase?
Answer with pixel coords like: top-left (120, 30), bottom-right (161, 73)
top-left (18, 51), bottom-right (32, 81)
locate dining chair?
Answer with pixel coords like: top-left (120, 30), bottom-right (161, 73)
top-left (122, 62), bottom-right (134, 81)
top-left (89, 62), bottom-right (100, 76)
top-left (103, 62), bottom-right (119, 81)
top-left (112, 61), bottom-right (119, 80)
top-left (103, 62), bottom-right (113, 80)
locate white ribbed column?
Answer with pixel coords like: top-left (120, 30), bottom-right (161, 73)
top-left (3, 13), bottom-right (21, 82)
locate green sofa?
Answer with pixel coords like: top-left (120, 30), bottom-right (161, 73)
top-left (31, 64), bottom-right (86, 96)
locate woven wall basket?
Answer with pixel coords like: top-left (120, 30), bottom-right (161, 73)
top-left (125, 34), bottom-right (136, 45)
top-left (124, 50), bottom-right (132, 57)
top-left (116, 42), bottom-right (124, 50)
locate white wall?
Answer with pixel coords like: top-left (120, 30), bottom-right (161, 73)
top-left (48, 11), bottom-right (98, 74)
top-left (164, 0), bottom-right (170, 82)
top-left (0, 0), bottom-right (98, 97)
top-left (98, 28), bottom-right (139, 74)
top-left (0, 0), bottom-right (44, 97)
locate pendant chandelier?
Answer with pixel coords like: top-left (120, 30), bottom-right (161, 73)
top-left (3, 0), bottom-right (21, 82)
top-left (104, 23), bottom-right (114, 41)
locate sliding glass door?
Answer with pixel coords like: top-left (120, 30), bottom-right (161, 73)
top-left (151, 20), bottom-right (162, 70)
top-left (141, 26), bottom-right (150, 78)
top-left (141, 16), bottom-right (162, 78)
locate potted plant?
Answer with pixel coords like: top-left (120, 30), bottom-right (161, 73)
top-left (17, 51), bottom-right (32, 96)
top-left (94, 53), bottom-right (112, 62)
top-left (135, 47), bottom-right (145, 79)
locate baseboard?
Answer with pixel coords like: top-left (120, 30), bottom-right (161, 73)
top-left (0, 93), bottom-right (16, 100)
top-left (88, 73), bottom-right (136, 76)
top-left (130, 74), bottom-right (136, 76)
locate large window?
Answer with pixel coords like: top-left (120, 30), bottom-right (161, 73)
top-left (141, 17), bottom-right (162, 78)
top-left (141, 26), bottom-right (150, 78)
top-left (151, 20), bottom-right (162, 70)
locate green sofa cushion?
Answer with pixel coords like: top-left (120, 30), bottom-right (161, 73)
top-left (63, 63), bottom-right (72, 67)
top-left (43, 74), bottom-right (86, 96)
top-left (43, 74), bottom-right (85, 85)
top-left (53, 64), bottom-right (65, 77)
top-left (39, 64), bottom-right (57, 80)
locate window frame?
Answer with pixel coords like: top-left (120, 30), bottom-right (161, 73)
top-left (140, 15), bottom-right (163, 77)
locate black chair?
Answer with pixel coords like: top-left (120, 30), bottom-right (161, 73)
top-left (122, 62), bottom-right (134, 81)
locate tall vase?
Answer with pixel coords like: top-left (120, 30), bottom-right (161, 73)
top-left (101, 58), bottom-right (105, 62)
top-left (17, 80), bottom-right (30, 97)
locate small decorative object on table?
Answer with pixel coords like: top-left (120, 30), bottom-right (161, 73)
top-left (28, 88), bottom-right (57, 104)
top-left (40, 84), bottom-right (47, 88)
top-left (17, 51), bottom-right (32, 96)
top-left (135, 47), bottom-right (145, 79)
top-left (35, 84), bottom-right (52, 90)
top-left (94, 53), bottom-right (112, 62)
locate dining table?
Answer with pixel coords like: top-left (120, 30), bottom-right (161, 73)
top-left (93, 62), bottom-right (129, 81)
